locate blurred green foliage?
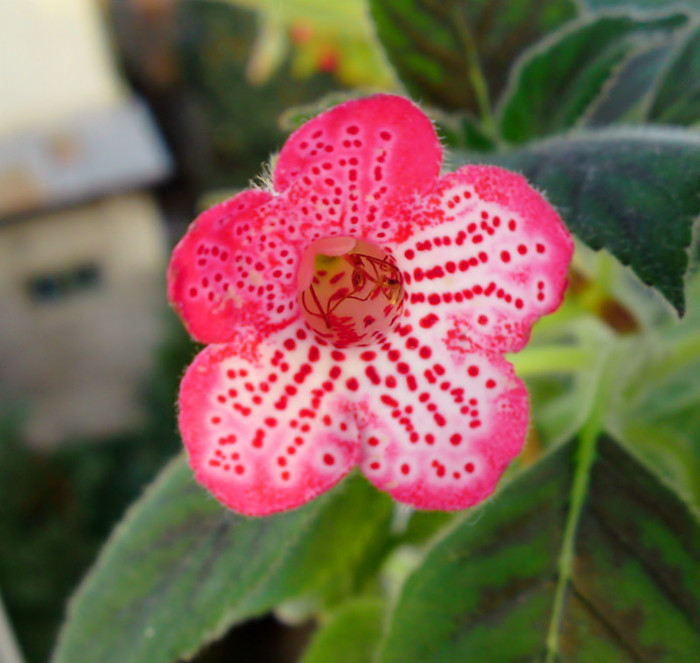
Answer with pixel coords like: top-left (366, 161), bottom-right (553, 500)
top-left (176, 0), bottom-right (369, 188)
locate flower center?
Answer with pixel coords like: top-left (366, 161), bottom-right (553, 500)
top-left (297, 236), bottom-right (405, 348)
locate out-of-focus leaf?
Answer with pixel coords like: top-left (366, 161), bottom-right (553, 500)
top-left (524, 320), bottom-right (613, 448)
top-left (433, 111), bottom-right (498, 151)
top-left (583, 0), bottom-right (700, 11)
top-left (618, 361), bottom-right (700, 508)
top-left (177, 1), bottom-right (339, 187)
top-left (499, 13), bottom-right (688, 143)
top-left (584, 42), bottom-right (675, 125)
top-left (379, 437), bottom-right (700, 662)
top-left (399, 511), bottom-right (457, 547)
top-left (649, 21), bottom-right (700, 125)
top-left (299, 598), bottom-right (385, 663)
top-left (612, 274), bottom-right (700, 507)
top-left (51, 461), bottom-right (392, 663)
top-left (369, 0), bottom-right (578, 113)
top-left (456, 127), bottom-right (700, 315)
top-left (219, 0), bottom-right (394, 88)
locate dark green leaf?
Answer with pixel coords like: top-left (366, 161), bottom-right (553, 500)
top-left (499, 13), bottom-right (688, 143)
top-left (583, 0), bottom-right (700, 11)
top-left (585, 42), bottom-right (675, 126)
top-left (399, 510), bottom-right (458, 547)
top-left (455, 127), bottom-right (700, 315)
top-left (369, 0), bottom-right (578, 113)
top-left (51, 461), bottom-right (392, 663)
top-left (379, 437), bottom-right (700, 662)
top-left (649, 21), bottom-right (700, 125)
top-left (299, 598), bottom-right (385, 663)
top-left (433, 111), bottom-right (498, 151)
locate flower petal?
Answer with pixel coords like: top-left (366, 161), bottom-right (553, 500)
top-left (345, 319), bottom-right (528, 510)
top-left (273, 95), bottom-right (442, 244)
top-left (401, 165), bottom-right (574, 352)
top-left (167, 190), bottom-right (301, 344)
top-left (178, 322), bottom-right (360, 516)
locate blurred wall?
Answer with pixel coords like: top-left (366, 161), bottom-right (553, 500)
top-left (0, 0), bottom-right (170, 447)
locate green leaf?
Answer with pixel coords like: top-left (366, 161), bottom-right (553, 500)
top-left (583, 0), bottom-right (700, 11)
top-left (649, 21), bottom-right (700, 126)
top-left (369, 0), bottom-right (578, 113)
top-left (584, 41), bottom-right (675, 126)
top-left (51, 460), bottom-right (393, 663)
top-left (379, 437), bottom-right (700, 663)
top-left (299, 598), bottom-right (385, 663)
top-left (499, 13), bottom-right (688, 144)
top-left (612, 274), bottom-right (700, 507)
top-left (433, 111), bottom-right (499, 152)
top-left (399, 510), bottom-right (458, 547)
top-left (455, 127), bottom-right (700, 315)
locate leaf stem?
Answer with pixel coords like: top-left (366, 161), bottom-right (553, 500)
top-left (509, 345), bottom-right (595, 377)
top-left (544, 358), bottom-right (610, 662)
top-left (453, 7), bottom-right (498, 141)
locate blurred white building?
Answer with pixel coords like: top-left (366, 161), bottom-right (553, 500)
top-left (0, 0), bottom-right (171, 446)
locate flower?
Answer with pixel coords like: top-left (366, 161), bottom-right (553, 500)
top-left (168, 94), bottom-right (573, 517)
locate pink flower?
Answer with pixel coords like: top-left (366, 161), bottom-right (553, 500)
top-left (168, 95), bottom-right (573, 517)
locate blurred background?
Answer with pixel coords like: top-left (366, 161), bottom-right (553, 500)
top-left (0, 1), bottom-right (394, 661)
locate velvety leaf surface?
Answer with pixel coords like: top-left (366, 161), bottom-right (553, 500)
top-left (499, 13), bottom-right (688, 143)
top-left (51, 460), bottom-right (392, 663)
top-left (583, 0), bottom-right (700, 11)
top-left (379, 437), bottom-right (700, 662)
top-left (369, 0), bottom-right (578, 113)
top-left (299, 598), bottom-right (385, 663)
top-left (455, 127), bottom-right (700, 315)
top-left (584, 42), bottom-right (675, 126)
top-left (649, 22), bottom-right (700, 126)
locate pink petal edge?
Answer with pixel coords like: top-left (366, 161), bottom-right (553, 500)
top-left (272, 94), bottom-right (443, 245)
top-left (343, 318), bottom-right (529, 510)
top-left (400, 165), bottom-right (574, 353)
top-left (167, 190), bottom-right (300, 344)
top-left (178, 322), bottom-right (360, 516)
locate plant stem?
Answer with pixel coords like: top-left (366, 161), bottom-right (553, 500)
top-left (509, 345), bottom-right (595, 377)
top-left (544, 357), bottom-right (609, 662)
top-left (453, 7), bottom-right (498, 142)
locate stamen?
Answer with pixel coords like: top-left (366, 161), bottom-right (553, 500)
top-left (298, 237), bottom-right (405, 347)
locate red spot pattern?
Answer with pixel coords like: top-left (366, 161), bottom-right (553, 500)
top-left (274, 96), bottom-right (441, 246)
top-left (401, 168), bottom-right (573, 353)
top-left (179, 323), bottom-right (359, 516)
top-left (168, 190), bottom-right (305, 343)
top-left (171, 95), bottom-right (573, 516)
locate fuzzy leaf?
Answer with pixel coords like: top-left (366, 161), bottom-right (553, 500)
top-left (499, 13), bottom-right (688, 144)
top-left (51, 461), bottom-right (392, 663)
top-left (379, 436), bottom-right (700, 662)
top-left (299, 598), bottom-right (385, 663)
top-left (584, 42), bottom-right (675, 126)
top-left (583, 0), bottom-right (700, 11)
top-left (649, 21), bottom-right (700, 126)
top-left (456, 127), bottom-right (700, 315)
top-left (369, 0), bottom-right (578, 113)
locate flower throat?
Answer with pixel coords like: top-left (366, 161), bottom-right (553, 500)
top-left (298, 237), bottom-right (405, 348)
